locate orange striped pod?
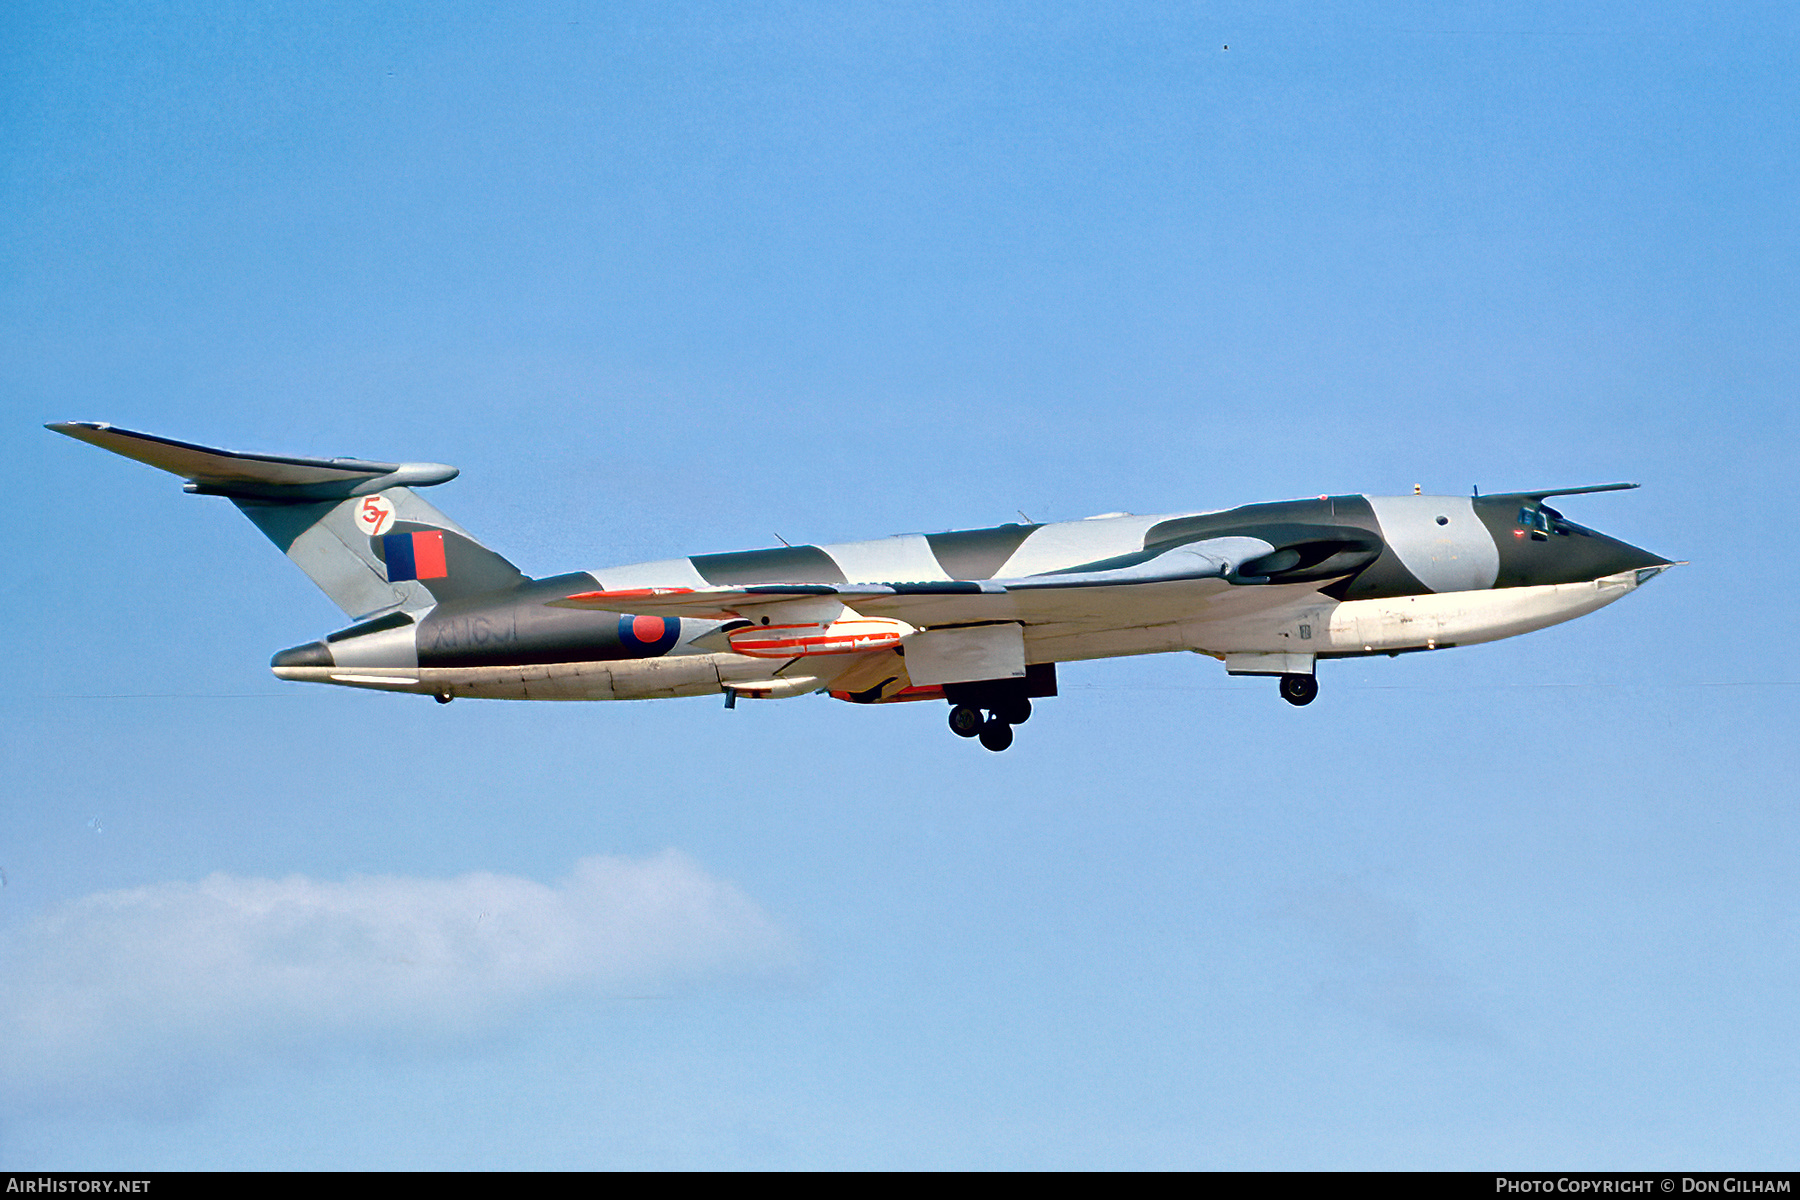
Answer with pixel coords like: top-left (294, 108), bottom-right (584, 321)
top-left (727, 618), bottom-right (912, 659)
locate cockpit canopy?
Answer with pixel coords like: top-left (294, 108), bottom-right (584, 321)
top-left (1515, 503), bottom-right (1591, 541)
top-left (1517, 505), bottom-right (1552, 539)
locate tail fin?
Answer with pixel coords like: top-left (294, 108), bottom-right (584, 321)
top-left (48, 422), bottom-right (526, 619)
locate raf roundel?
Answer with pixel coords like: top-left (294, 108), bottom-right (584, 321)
top-left (618, 612), bottom-right (680, 655)
top-left (354, 494), bottom-right (397, 536)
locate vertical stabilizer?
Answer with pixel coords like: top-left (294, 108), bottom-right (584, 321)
top-left (48, 422), bottom-right (527, 618)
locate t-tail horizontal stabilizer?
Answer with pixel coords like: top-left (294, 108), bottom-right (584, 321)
top-left (47, 422), bottom-right (525, 619)
top-left (46, 421), bottom-right (460, 500)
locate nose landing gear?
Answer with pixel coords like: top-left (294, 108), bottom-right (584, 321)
top-left (1279, 672), bottom-right (1318, 706)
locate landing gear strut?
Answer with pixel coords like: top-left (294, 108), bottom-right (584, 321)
top-left (1279, 673), bottom-right (1318, 706)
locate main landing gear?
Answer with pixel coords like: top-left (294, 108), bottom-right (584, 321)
top-left (1279, 672), bottom-right (1318, 706)
top-left (949, 698), bottom-right (1030, 752)
top-left (942, 664), bottom-right (1057, 753)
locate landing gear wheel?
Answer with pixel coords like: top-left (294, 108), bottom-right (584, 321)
top-left (949, 704), bottom-right (984, 738)
top-left (434, 691), bottom-right (454, 705)
top-left (994, 697), bottom-right (1032, 725)
top-left (1279, 673), bottom-right (1318, 706)
top-left (978, 719), bottom-right (1015, 752)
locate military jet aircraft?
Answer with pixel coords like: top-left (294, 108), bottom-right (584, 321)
top-left (50, 422), bottom-right (1674, 751)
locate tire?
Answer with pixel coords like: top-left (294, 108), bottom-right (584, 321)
top-left (994, 697), bottom-right (1032, 725)
top-left (948, 704), bottom-right (984, 737)
top-left (978, 719), bottom-right (1015, 752)
top-left (1279, 673), bottom-right (1318, 706)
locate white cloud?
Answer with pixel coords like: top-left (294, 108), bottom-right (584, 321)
top-left (0, 852), bottom-right (797, 1115)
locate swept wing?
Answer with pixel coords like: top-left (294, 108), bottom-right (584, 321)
top-left (550, 536), bottom-right (1279, 628)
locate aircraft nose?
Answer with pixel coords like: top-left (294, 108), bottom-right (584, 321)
top-left (1631, 561), bottom-right (1679, 586)
top-left (1602, 535), bottom-right (1671, 575)
top-left (1489, 511), bottom-right (1673, 588)
top-left (1541, 526), bottom-right (1670, 585)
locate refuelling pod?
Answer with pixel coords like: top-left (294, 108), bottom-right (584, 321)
top-left (727, 617), bottom-right (913, 659)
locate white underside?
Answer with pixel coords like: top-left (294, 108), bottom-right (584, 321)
top-left (273, 570), bottom-right (1657, 700)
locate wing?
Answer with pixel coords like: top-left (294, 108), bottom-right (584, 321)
top-left (549, 536), bottom-right (1280, 627)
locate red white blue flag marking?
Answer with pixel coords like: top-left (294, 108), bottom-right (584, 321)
top-left (383, 531), bottom-right (448, 581)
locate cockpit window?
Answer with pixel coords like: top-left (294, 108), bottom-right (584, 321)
top-left (1518, 505), bottom-right (1584, 539)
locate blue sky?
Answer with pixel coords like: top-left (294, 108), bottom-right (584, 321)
top-left (3, 0), bottom-right (1795, 1168)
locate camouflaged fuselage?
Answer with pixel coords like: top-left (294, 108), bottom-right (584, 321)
top-left (274, 491), bottom-right (1669, 704)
